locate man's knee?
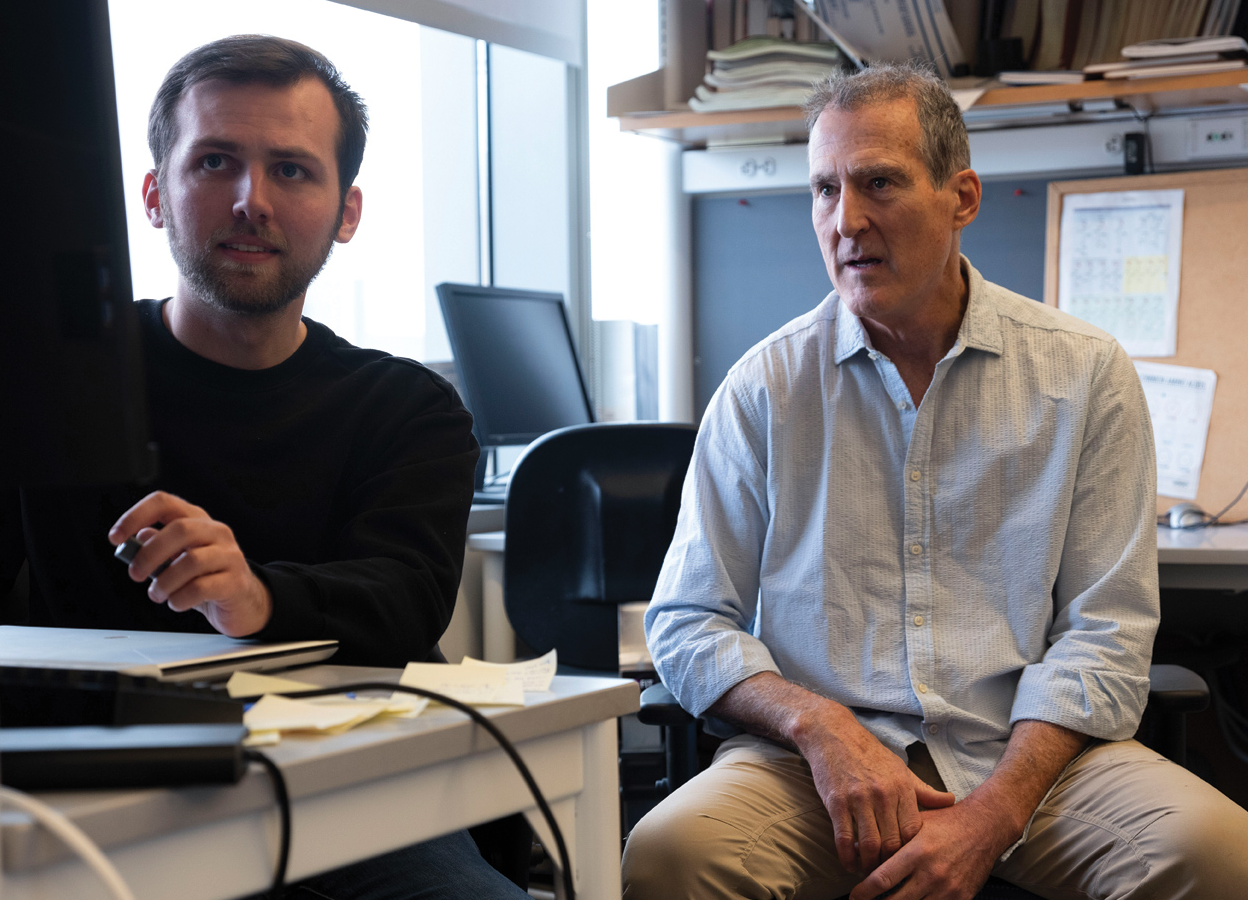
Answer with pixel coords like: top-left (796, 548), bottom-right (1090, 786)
top-left (622, 800), bottom-right (741, 899)
top-left (1134, 786), bottom-right (1248, 898)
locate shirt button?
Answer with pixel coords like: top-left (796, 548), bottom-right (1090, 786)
top-left (910, 469), bottom-right (921, 481)
top-left (913, 615), bottom-right (924, 627)
top-left (918, 683), bottom-right (928, 694)
top-left (897, 400), bottom-right (908, 410)
top-left (929, 724), bottom-right (939, 735)
top-left (909, 543), bottom-right (923, 555)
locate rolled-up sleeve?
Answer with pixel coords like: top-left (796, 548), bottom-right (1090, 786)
top-left (1010, 342), bottom-right (1159, 738)
top-left (645, 374), bottom-right (782, 717)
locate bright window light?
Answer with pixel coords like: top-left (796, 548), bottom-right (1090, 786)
top-left (587, 0), bottom-right (667, 326)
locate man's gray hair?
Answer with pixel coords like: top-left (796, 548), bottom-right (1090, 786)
top-left (803, 62), bottom-right (970, 187)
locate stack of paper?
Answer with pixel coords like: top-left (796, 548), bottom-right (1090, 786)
top-left (690, 37), bottom-right (845, 113)
top-left (229, 651), bottom-right (558, 746)
top-left (1086, 35), bottom-right (1248, 80)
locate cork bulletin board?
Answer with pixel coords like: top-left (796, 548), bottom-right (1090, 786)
top-left (1045, 168), bottom-right (1248, 520)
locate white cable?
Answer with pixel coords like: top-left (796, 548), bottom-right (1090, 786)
top-left (0, 786), bottom-right (137, 900)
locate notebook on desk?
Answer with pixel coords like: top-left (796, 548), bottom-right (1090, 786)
top-left (0, 625), bottom-right (337, 683)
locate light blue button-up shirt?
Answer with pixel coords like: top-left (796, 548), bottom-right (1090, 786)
top-left (646, 260), bottom-right (1159, 799)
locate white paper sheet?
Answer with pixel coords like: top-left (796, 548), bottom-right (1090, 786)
top-left (461, 650), bottom-right (558, 692)
top-left (1134, 361), bottom-right (1217, 500)
top-left (809, 0), bottom-right (966, 79)
top-left (399, 662), bottom-right (526, 707)
top-left (1058, 190), bottom-right (1184, 357)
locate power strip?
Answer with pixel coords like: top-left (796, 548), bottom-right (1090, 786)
top-left (0, 723), bottom-right (247, 790)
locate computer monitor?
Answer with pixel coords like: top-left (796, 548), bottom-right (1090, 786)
top-left (436, 282), bottom-right (594, 453)
top-left (0, 0), bottom-right (154, 487)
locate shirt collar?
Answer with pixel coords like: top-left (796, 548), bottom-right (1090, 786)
top-left (831, 255), bottom-right (1004, 365)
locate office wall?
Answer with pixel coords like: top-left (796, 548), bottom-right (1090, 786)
top-left (690, 177), bottom-right (1052, 416)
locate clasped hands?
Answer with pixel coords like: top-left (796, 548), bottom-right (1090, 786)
top-left (108, 490), bottom-right (272, 637)
top-left (797, 708), bottom-right (1020, 900)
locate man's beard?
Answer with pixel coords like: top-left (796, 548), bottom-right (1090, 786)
top-left (165, 210), bottom-right (338, 317)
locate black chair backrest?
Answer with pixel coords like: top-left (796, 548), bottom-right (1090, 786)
top-left (503, 422), bottom-right (698, 671)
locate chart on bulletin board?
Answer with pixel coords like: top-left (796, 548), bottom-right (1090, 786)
top-left (1057, 190), bottom-right (1184, 358)
top-left (1045, 169), bottom-right (1248, 520)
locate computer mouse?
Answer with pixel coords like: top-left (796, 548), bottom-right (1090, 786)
top-left (1166, 502), bottom-right (1207, 529)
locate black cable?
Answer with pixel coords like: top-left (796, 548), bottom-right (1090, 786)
top-left (245, 748), bottom-right (291, 900)
top-left (240, 682), bottom-right (577, 900)
top-left (1158, 474), bottom-right (1248, 529)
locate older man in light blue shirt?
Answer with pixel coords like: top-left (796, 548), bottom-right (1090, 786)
top-left (623, 63), bottom-right (1248, 900)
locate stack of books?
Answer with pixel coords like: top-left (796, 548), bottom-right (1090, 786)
top-left (689, 36), bottom-right (847, 113)
top-left (1085, 35), bottom-right (1248, 80)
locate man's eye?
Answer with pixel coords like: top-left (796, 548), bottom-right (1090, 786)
top-left (819, 184), bottom-right (836, 197)
top-left (870, 177), bottom-right (889, 189)
top-left (278, 163), bottom-right (305, 179)
top-left (203, 154), bottom-right (225, 170)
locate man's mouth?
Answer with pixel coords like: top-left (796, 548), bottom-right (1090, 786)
top-left (844, 256), bottom-right (882, 269)
top-left (221, 242), bottom-right (278, 255)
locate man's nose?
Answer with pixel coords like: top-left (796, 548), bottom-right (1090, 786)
top-left (233, 165), bottom-right (273, 223)
top-left (835, 186), bottom-right (868, 238)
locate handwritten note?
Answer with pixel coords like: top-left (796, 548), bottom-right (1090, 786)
top-left (400, 662), bottom-right (525, 707)
top-left (1134, 361), bottom-right (1217, 500)
top-left (461, 650), bottom-right (557, 692)
top-left (1059, 190), bottom-right (1184, 357)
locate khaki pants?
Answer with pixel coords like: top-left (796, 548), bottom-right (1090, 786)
top-left (621, 734), bottom-right (1248, 899)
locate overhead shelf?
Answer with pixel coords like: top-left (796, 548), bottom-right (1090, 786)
top-left (613, 69), bottom-right (1248, 149)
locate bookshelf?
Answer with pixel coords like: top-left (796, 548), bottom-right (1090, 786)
top-left (612, 69), bottom-right (1248, 148)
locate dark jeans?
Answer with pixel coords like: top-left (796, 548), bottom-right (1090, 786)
top-left (275, 830), bottom-right (530, 900)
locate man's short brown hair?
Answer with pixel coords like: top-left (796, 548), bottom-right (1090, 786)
top-left (804, 62), bottom-right (970, 187)
top-left (148, 34), bottom-right (369, 200)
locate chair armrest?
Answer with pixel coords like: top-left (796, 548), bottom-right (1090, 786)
top-left (1148, 664), bottom-right (1209, 715)
top-left (638, 683), bottom-right (696, 727)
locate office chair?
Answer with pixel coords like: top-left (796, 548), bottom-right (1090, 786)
top-left (503, 421), bottom-right (698, 672)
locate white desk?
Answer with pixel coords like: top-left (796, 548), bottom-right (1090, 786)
top-left (1157, 523), bottom-right (1248, 593)
top-left (0, 667), bottom-right (639, 900)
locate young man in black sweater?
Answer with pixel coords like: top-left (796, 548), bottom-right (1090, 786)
top-left (1, 35), bottom-right (528, 900)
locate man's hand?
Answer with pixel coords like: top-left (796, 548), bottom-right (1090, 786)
top-left (848, 720), bottom-right (1090, 899)
top-left (108, 491), bottom-right (272, 637)
top-left (709, 673), bottom-right (954, 874)
top-left (794, 704), bottom-right (954, 873)
top-left (848, 795), bottom-right (1014, 900)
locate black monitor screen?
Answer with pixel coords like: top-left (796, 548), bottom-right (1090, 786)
top-left (0, 0), bottom-right (153, 486)
top-left (436, 284), bottom-right (594, 446)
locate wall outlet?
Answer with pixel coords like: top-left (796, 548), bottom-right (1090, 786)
top-left (1189, 116), bottom-right (1247, 159)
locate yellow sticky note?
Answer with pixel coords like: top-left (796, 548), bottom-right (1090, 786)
top-left (227, 670), bottom-right (317, 698)
top-left (244, 694), bottom-right (389, 733)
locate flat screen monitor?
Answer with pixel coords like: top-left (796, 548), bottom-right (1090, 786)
top-left (436, 283), bottom-right (594, 448)
top-left (0, 0), bottom-right (154, 487)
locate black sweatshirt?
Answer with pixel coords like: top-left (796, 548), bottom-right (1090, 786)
top-left (0, 299), bottom-right (480, 668)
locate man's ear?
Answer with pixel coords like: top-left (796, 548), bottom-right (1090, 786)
top-left (335, 185), bottom-right (363, 243)
top-left (142, 170), bottom-right (165, 229)
top-left (950, 168), bottom-right (982, 230)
